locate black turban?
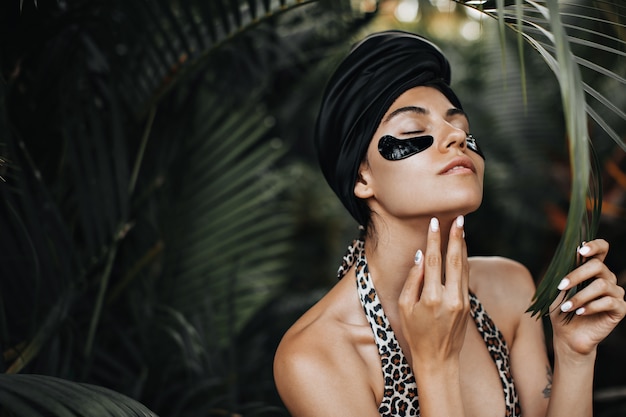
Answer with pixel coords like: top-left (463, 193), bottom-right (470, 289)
top-left (314, 30), bottom-right (463, 227)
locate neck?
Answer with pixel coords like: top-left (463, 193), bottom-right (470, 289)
top-left (364, 215), bottom-right (457, 302)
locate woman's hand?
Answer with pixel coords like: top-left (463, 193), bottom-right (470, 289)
top-left (398, 216), bottom-right (470, 367)
top-left (550, 239), bottom-right (626, 357)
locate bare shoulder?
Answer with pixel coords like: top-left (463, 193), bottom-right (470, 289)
top-left (273, 276), bottom-right (381, 417)
top-left (468, 256), bottom-right (537, 343)
top-left (469, 256), bottom-right (536, 300)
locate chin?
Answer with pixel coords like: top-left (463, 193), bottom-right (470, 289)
top-left (450, 188), bottom-right (483, 210)
top-left (466, 197), bottom-right (483, 213)
top-left (463, 202), bottom-right (482, 216)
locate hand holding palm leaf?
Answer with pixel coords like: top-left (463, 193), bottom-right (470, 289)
top-left (548, 240), bottom-right (626, 355)
top-left (455, 0), bottom-right (624, 319)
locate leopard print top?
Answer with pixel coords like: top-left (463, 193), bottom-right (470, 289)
top-left (338, 238), bottom-right (522, 417)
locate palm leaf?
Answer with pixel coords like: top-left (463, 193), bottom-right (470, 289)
top-left (110, 0), bottom-right (358, 116)
top-left (0, 74), bottom-right (83, 375)
top-left (157, 90), bottom-right (293, 345)
top-left (0, 374), bottom-right (158, 417)
top-left (456, 0), bottom-right (624, 317)
top-left (1, 0), bottom-right (375, 414)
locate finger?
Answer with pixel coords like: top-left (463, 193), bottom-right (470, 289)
top-left (578, 239), bottom-right (609, 262)
top-left (558, 277), bottom-right (625, 314)
top-left (461, 229), bottom-right (469, 299)
top-left (557, 258), bottom-right (617, 290)
top-left (400, 250), bottom-right (425, 306)
top-left (549, 291), bottom-right (569, 318)
top-left (422, 217), bottom-right (443, 299)
top-left (569, 294), bottom-right (626, 318)
top-left (444, 215), bottom-right (467, 294)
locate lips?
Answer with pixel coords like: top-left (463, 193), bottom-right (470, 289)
top-left (439, 156), bottom-right (476, 175)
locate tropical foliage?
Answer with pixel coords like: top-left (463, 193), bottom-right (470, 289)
top-left (462, 0), bottom-right (622, 319)
top-left (0, 0), bottom-right (372, 415)
top-left (0, 0), bottom-right (624, 416)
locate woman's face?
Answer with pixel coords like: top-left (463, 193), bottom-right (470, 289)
top-left (355, 86), bottom-right (485, 221)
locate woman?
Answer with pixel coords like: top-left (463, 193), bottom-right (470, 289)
top-left (273, 30), bottom-right (626, 417)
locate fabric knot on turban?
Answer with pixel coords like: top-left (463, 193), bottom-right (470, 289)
top-left (314, 30), bottom-right (462, 227)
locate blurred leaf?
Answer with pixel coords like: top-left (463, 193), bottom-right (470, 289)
top-left (110, 0), bottom-right (360, 115)
top-left (0, 374), bottom-right (158, 417)
top-left (0, 0), bottom-right (377, 415)
top-left (158, 90), bottom-right (292, 345)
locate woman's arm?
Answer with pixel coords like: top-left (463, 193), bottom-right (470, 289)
top-left (507, 261), bottom-right (551, 417)
top-left (546, 239), bottom-right (626, 417)
top-left (512, 239), bottom-right (625, 417)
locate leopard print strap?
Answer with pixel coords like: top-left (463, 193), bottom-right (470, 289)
top-left (337, 238), bottom-right (364, 280)
top-left (355, 245), bottom-right (419, 416)
top-left (352, 242), bottom-right (521, 417)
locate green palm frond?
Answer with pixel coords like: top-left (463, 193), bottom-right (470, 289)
top-left (108, 0), bottom-right (359, 115)
top-left (1, 0), bottom-right (375, 414)
top-left (0, 374), bottom-right (157, 417)
top-left (456, 0), bottom-right (623, 317)
top-left (3, 0), bottom-right (384, 413)
top-left (157, 90), bottom-right (293, 344)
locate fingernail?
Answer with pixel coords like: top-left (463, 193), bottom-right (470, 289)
top-left (561, 301), bottom-right (573, 312)
top-left (456, 215), bottom-right (464, 228)
top-left (557, 278), bottom-right (570, 291)
top-left (578, 245), bottom-right (591, 256)
top-left (414, 249), bottom-right (423, 265)
top-left (575, 307), bottom-right (585, 315)
top-left (430, 217), bottom-right (439, 232)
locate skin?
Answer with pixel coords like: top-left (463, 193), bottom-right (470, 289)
top-left (273, 86), bottom-right (626, 417)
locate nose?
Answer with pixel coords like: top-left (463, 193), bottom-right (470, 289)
top-left (437, 124), bottom-right (467, 153)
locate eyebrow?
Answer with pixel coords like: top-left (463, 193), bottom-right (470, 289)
top-left (383, 106), bottom-right (468, 124)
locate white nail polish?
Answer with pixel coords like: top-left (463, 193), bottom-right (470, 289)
top-left (575, 307), bottom-right (585, 315)
top-left (561, 301), bottom-right (573, 312)
top-left (456, 215), bottom-right (464, 228)
top-left (557, 278), bottom-right (570, 291)
top-left (414, 249), bottom-right (423, 265)
top-left (430, 217), bottom-right (439, 232)
top-left (578, 245), bottom-right (591, 256)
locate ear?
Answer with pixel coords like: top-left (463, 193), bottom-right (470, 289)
top-left (354, 160), bottom-right (375, 199)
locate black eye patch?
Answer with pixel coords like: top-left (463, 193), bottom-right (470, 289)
top-left (378, 135), bottom-right (434, 160)
top-left (378, 134), bottom-right (485, 161)
top-left (465, 134), bottom-right (485, 159)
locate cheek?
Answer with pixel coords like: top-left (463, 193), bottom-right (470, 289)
top-left (370, 158), bottom-right (432, 202)
top-left (370, 154), bottom-right (428, 180)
